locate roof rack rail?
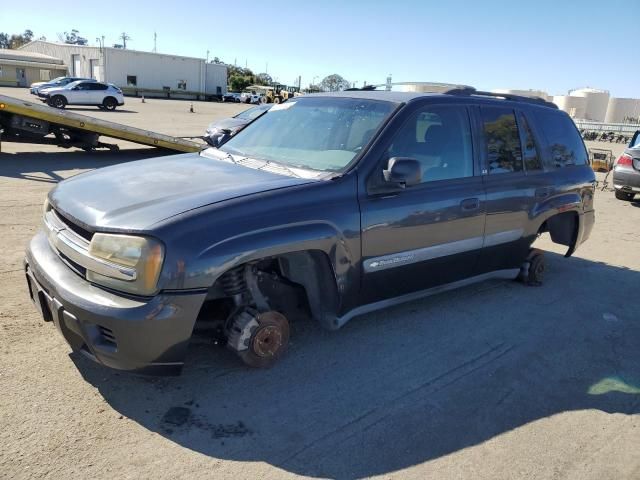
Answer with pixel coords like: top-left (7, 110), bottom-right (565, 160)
top-left (446, 87), bottom-right (558, 109)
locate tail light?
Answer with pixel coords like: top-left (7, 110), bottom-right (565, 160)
top-left (616, 154), bottom-right (633, 166)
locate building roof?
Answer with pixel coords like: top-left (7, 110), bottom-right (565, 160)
top-left (0, 48), bottom-right (64, 64)
top-left (20, 40), bottom-right (218, 64)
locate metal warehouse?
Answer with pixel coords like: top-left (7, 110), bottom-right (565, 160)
top-left (0, 49), bottom-right (67, 87)
top-left (19, 40), bottom-right (227, 99)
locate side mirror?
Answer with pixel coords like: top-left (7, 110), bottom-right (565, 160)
top-left (383, 157), bottom-right (422, 188)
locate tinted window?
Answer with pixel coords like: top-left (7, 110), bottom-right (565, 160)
top-left (386, 106), bottom-right (473, 182)
top-left (632, 132), bottom-right (640, 148)
top-left (534, 109), bottom-right (587, 167)
top-left (89, 83), bottom-right (108, 90)
top-left (519, 113), bottom-right (542, 171)
top-left (481, 107), bottom-right (523, 174)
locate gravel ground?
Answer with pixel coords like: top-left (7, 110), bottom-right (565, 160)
top-left (0, 88), bottom-right (639, 480)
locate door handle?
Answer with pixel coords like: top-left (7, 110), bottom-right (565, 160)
top-left (460, 198), bottom-right (480, 211)
top-left (535, 187), bottom-right (552, 199)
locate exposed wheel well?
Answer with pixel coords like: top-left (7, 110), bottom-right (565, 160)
top-left (538, 211), bottom-right (579, 257)
top-left (196, 250), bottom-right (340, 331)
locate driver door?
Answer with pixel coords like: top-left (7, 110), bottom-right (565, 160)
top-left (359, 104), bottom-right (486, 304)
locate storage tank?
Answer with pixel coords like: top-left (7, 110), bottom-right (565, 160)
top-left (568, 88), bottom-right (610, 122)
top-left (492, 88), bottom-right (550, 101)
top-left (552, 95), bottom-right (587, 119)
top-left (604, 97), bottom-right (640, 123)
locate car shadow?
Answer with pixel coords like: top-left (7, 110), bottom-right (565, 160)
top-left (0, 149), bottom-right (173, 183)
top-left (70, 252), bottom-right (640, 478)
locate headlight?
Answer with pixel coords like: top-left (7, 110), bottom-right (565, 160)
top-left (87, 233), bottom-right (165, 296)
top-left (43, 197), bottom-right (50, 217)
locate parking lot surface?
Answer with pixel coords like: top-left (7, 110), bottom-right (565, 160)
top-left (1, 88), bottom-right (639, 479)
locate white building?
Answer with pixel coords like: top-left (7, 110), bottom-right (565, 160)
top-left (605, 97), bottom-right (640, 123)
top-left (0, 49), bottom-right (67, 87)
top-left (19, 40), bottom-right (227, 98)
top-left (552, 95), bottom-right (587, 119)
top-left (567, 88), bottom-right (609, 122)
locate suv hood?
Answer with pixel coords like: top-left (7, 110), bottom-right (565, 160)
top-left (49, 152), bottom-right (314, 231)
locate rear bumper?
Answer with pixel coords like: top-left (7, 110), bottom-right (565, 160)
top-left (613, 167), bottom-right (640, 192)
top-left (25, 230), bottom-right (206, 375)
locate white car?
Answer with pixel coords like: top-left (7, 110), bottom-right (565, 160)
top-left (239, 92), bottom-right (262, 104)
top-left (41, 80), bottom-right (125, 111)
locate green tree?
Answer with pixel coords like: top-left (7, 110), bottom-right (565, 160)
top-left (63, 29), bottom-right (88, 45)
top-left (255, 73), bottom-right (273, 85)
top-left (229, 75), bottom-right (252, 92)
top-left (320, 74), bottom-right (350, 92)
top-left (0, 29), bottom-right (34, 49)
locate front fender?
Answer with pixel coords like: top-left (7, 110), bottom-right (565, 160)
top-left (171, 220), bottom-right (355, 294)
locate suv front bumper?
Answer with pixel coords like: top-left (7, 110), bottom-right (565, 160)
top-left (25, 230), bottom-right (206, 375)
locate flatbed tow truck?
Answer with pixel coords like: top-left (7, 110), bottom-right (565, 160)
top-left (0, 94), bottom-right (201, 153)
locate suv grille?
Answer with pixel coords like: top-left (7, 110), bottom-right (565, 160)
top-left (53, 209), bottom-right (93, 241)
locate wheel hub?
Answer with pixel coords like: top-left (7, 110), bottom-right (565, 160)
top-left (252, 324), bottom-right (283, 357)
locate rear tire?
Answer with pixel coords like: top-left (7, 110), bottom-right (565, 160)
top-left (615, 190), bottom-right (635, 201)
top-left (518, 248), bottom-right (545, 286)
top-left (103, 97), bottom-right (117, 111)
top-left (50, 95), bottom-right (67, 109)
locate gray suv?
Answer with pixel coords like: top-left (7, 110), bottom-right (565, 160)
top-left (25, 86), bottom-right (596, 375)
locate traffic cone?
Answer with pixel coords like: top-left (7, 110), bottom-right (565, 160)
top-left (141, 95), bottom-right (145, 103)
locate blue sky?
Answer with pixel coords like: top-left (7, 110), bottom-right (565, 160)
top-left (2, 0), bottom-right (638, 96)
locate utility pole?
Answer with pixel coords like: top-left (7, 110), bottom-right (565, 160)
top-left (120, 32), bottom-right (131, 49)
top-left (153, 32), bottom-right (157, 52)
top-left (265, 62), bottom-right (268, 74)
top-left (206, 50), bottom-right (210, 63)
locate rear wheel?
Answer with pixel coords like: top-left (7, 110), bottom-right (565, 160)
top-left (50, 95), bottom-right (67, 109)
top-left (518, 248), bottom-right (545, 286)
top-left (615, 190), bottom-right (635, 201)
top-left (103, 97), bottom-right (117, 111)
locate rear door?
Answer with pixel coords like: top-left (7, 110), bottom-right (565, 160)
top-left (88, 83), bottom-right (108, 104)
top-left (474, 106), bottom-right (540, 274)
top-left (360, 103), bottom-right (486, 303)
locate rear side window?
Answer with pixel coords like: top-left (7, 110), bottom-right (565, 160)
top-left (481, 107), bottom-right (523, 174)
top-left (518, 113), bottom-right (542, 171)
top-left (89, 83), bottom-right (108, 90)
top-left (533, 109), bottom-right (587, 167)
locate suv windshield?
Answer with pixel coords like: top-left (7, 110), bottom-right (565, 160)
top-left (219, 97), bottom-right (395, 172)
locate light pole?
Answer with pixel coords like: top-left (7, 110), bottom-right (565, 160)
top-left (95, 36), bottom-right (105, 81)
